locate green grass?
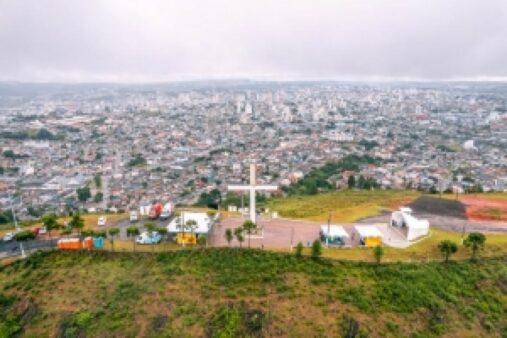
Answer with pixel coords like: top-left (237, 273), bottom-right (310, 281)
top-left (265, 190), bottom-right (420, 222)
top-left (0, 250), bottom-right (506, 337)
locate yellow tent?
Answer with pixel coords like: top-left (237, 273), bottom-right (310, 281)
top-left (176, 233), bottom-right (197, 245)
top-left (364, 237), bottom-right (382, 248)
top-left (355, 225), bottom-right (383, 248)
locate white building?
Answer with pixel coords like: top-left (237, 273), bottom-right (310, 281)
top-left (390, 207), bottom-right (429, 241)
top-left (167, 211), bottom-right (216, 235)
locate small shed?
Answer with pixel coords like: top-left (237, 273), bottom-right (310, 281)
top-left (355, 225), bottom-right (383, 247)
top-left (320, 225), bottom-right (349, 245)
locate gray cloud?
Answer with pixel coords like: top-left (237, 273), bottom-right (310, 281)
top-left (0, 0), bottom-right (506, 82)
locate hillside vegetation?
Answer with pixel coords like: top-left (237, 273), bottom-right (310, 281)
top-left (1, 250), bottom-right (506, 337)
top-left (265, 190), bottom-right (420, 222)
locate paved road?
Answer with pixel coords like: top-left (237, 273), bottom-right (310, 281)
top-left (0, 239), bottom-right (54, 259)
top-left (359, 212), bottom-right (507, 233)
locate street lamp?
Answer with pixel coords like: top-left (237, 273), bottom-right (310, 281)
top-left (9, 194), bottom-right (25, 258)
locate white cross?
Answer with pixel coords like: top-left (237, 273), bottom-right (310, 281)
top-left (227, 161), bottom-right (277, 223)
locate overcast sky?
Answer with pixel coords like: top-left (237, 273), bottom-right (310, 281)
top-left (1, 0), bottom-right (506, 82)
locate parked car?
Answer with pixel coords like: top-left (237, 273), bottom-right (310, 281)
top-left (129, 210), bottom-right (138, 222)
top-left (97, 217), bottom-right (107, 226)
top-left (3, 232), bottom-right (15, 242)
top-left (32, 227), bottom-right (41, 235)
top-left (136, 231), bottom-right (161, 244)
top-left (39, 226), bottom-right (47, 235)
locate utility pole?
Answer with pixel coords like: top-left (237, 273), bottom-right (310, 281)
top-left (9, 194), bottom-right (25, 258)
top-left (327, 211), bottom-right (332, 247)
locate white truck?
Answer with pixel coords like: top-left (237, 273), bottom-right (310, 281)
top-left (160, 202), bottom-right (174, 220)
top-left (130, 210), bottom-right (139, 222)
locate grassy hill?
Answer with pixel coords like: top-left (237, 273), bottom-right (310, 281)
top-left (265, 190), bottom-right (420, 222)
top-left (1, 250), bottom-right (506, 337)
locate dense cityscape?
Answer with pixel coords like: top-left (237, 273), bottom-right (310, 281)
top-left (1, 81), bottom-right (506, 219)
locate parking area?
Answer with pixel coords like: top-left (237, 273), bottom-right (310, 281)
top-left (209, 216), bottom-right (411, 249)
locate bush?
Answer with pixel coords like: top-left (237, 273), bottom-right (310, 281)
top-left (311, 240), bottom-right (322, 259)
top-left (373, 246), bottom-right (384, 264)
top-left (295, 242), bottom-right (303, 258)
top-left (206, 304), bottom-right (265, 337)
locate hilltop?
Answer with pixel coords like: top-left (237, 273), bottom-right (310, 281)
top-left (1, 250), bottom-right (506, 337)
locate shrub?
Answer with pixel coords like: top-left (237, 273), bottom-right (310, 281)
top-left (438, 240), bottom-right (458, 263)
top-left (464, 232), bottom-right (486, 260)
top-left (311, 240), bottom-right (322, 259)
top-left (373, 246), bottom-right (384, 264)
top-left (295, 242), bottom-right (304, 258)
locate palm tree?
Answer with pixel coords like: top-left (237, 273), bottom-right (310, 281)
top-left (438, 240), bottom-right (458, 263)
top-left (224, 228), bottom-right (233, 246)
top-left (42, 213), bottom-right (60, 245)
top-left (157, 227), bottom-right (168, 251)
top-left (464, 232), bottom-right (486, 261)
top-left (108, 227), bottom-right (120, 252)
top-left (186, 219), bottom-right (198, 245)
top-left (241, 220), bottom-right (256, 248)
top-left (234, 227), bottom-right (244, 248)
top-left (126, 225), bottom-right (140, 252)
top-left (69, 213), bottom-right (84, 237)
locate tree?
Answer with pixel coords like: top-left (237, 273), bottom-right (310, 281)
top-left (373, 245), bottom-right (384, 264)
top-left (234, 227), bottom-right (244, 248)
top-left (15, 230), bottom-right (36, 251)
top-left (69, 213), bottom-right (84, 236)
top-left (94, 174), bottom-right (102, 189)
top-left (295, 242), bottom-right (304, 258)
top-left (242, 220), bottom-right (257, 248)
top-left (438, 240), bottom-right (458, 263)
top-left (108, 227), bottom-right (120, 252)
top-left (158, 227), bottom-right (168, 250)
top-left (347, 175), bottom-right (356, 189)
top-left (94, 192), bottom-right (103, 203)
top-left (311, 240), bottom-right (322, 259)
top-left (42, 213), bottom-right (60, 243)
top-left (76, 186), bottom-right (91, 202)
top-left (126, 226), bottom-right (140, 252)
top-left (197, 235), bottom-right (207, 248)
top-left (224, 228), bottom-right (233, 246)
top-left (186, 219), bottom-right (198, 244)
top-left (81, 229), bottom-right (96, 237)
top-left (464, 232), bottom-right (486, 260)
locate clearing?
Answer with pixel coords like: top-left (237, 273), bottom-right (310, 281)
top-left (264, 190), bottom-right (420, 222)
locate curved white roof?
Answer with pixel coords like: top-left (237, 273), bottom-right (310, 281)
top-left (320, 225), bottom-right (349, 238)
top-left (355, 225), bottom-right (383, 238)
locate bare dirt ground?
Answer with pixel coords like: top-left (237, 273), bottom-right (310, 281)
top-left (461, 195), bottom-right (507, 221)
top-left (209, 216), bottom-right (409, 249)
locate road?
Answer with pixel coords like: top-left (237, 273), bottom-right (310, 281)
top-left (359, 212), bottom-right (507, 233)
top-left (0, 216), bottom-right (175, 259)
top-left (0, 239), bottom-right (55, 259)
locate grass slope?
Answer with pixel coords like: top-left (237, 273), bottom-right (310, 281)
top-left (1, 250), bottom-right (506, 337)
top-left (265, 190), bottom-right (420, 222)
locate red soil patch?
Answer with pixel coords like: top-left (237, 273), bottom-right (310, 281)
top-left (461, 196), bottom-right (507, 221)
